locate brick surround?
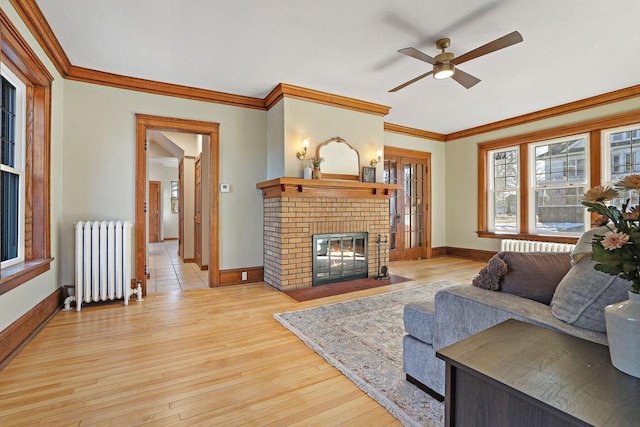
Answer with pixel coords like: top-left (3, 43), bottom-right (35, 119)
top-left (258, 178), bottom-right (400, 291)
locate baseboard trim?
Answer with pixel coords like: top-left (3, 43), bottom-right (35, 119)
top-left (183, 258), bottom-right (195, 263)
top-left (219, 266), bottom-right (264, 286)
top-left (444, 246), bottom-right (496, 262)
top-left (0, 288), bottom-right (63, 370)
top-left (162, 237), bottom-right (178, 241)
top-left (431, 247), bottom-right (447, 257)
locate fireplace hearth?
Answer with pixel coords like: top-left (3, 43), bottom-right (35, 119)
top-left (313, 233), bottom-right (368, 286)
top-left (256, 178), bottom-right (401, 291)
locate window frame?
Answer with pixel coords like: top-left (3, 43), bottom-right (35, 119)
top-left (527, 134), bottom-right (590, 237)
top-left (0, 10), bottom-right (54, 296)
top-left (478, 110), bottom-right (640, 244)
top-left (487, 146), bottom-right (520, 234)
top-left (1, 66), bottom-right (27, 268)
top-left (602, 124), bottom-right (640, 185)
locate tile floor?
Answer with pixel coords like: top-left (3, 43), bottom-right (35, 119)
top-left (147, 240), bottom-right (209, 294)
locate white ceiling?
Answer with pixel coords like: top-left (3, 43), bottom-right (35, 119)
top-left (36, 0), bottom-right (640, 134)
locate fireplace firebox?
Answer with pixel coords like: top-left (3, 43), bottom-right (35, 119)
top-left (312, 233), bottom-right (368, 286)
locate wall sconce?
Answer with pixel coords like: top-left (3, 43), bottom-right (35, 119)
top-left (296, 138), bottom-right (309, 160)
top-left (370, 150), bottom-right (382, 167)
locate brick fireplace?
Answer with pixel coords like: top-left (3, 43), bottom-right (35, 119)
top-left (256, 178), bottom-right (401, 291)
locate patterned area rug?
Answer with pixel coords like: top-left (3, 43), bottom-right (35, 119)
top-left (274, 280), bottom-right (460, 427)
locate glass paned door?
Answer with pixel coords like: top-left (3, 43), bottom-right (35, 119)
top-left (384, 152), bottom-right (429, 260)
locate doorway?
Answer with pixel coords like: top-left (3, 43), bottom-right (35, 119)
top-left (135, 114), bottom-right (220, 293)
top-left (383, 147), bottom-right (432, 261)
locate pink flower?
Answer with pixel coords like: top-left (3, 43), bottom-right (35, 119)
top-left (601, 231), bottom-right (630, 250)
top-left (622, 207), bottom-right (640, 220)
top-left (583, 185), bottom-right (618, 203)
top-left (616, 175), bottom-right (640, 190)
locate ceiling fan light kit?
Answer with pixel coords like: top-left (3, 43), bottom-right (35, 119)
top-left (433, 62), bottom-right (455, 79)
top-left (390, 31), bottom-right (523, 92)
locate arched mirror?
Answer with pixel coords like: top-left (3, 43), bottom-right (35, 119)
top-left (315, 137), bottom-right (360, 180)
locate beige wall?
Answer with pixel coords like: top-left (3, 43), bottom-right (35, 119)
top-left (282, 98), bottom-right (385, 182)
top-left (383, 132), bottom-right (446, 248)
top-left (163, 166), bottom-right (179, 239)
top-left (266, 99), bottom-right (285, 179)
top-left (0, 1), bottom-right (63, 331)
top-left (445, 97), bottom-right (640, 253)
top-left (61, 80), bottom-right (267, 283)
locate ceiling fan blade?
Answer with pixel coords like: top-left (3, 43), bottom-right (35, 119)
top-left (397, 47), bottom-right (435, 65)
top-left (453, 31), bottom-right (523, 66)
top-left (389, 70), bottom-right (434, 92)
top-left (451, 68), bottom-right (481, 89)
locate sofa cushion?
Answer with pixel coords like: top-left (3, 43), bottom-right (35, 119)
top-left (499, 252), bottom-right (572, 305)
top-left (403, 299), bottom-right (435, 344)
top-left (472, 253), bottom-right (507, 290)
top-left (551, 257), bottom-right (630, 332)
top-left (571, 225), bottom-right (610, 265)
top-left (473, 251), bottom-right (571, 305)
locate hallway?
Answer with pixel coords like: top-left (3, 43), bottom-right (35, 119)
top-left (147, 240), bottom-right (209, 293)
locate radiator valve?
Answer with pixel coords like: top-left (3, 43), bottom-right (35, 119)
top-left (131, 281), bottom-right (144, 302)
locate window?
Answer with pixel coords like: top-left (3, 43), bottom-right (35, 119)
top-left (0, 9), bottom-right (54, 296)
top-left (479, 111), bottom-right (640, 242)
top-left (603, 125), bottom-right (640, 208)
top-left (1, 69), bottom-right (26, 267)
top-left (530, 136), bottom-right (588, 235)
top-left (488, 148), bottom-right (519, 233)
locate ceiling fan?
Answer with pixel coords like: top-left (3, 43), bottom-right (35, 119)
top-left (389, 31), bottom-right (523, 92)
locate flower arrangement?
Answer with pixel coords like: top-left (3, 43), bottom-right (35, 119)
top-left (582, 175), bottom-right (640, 293)
top-left (310, 156), bottom-right (324, 168)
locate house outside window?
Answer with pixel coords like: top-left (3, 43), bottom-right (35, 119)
top-left (530, 136), bottom-right (588, 235)
top-left (603, 125), bottom-right (640, 208)
top-left (1, 69), bottom-right (26, 267)
top-left (488, 148), bottom-right (519, 233)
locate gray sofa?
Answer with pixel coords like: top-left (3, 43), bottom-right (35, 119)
top-left (402, 284), bottom-right (608, 399)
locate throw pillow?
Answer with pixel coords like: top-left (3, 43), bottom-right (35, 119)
top-left (551, 257), bottom-right (630, 333)
top-left (472, 253), bottom-right (507, 290)
top-left (499, 252), bottom-right (572, 305)
top-left (571, 225), bottom-right (611, 265)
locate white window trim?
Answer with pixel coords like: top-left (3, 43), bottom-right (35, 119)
top-left (528, 134), bottom-right (590, 236)
top-left (488, 146), bottom-right (520, 234)
top-left (1, 64), bottom-right (27, 268)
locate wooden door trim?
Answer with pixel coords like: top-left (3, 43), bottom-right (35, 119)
top-left (384, 146), bottom-right (432, 259)
top-left (135, 114), bottom-right (220, 291)
top-left (194, 154), bottom-right (202, 268)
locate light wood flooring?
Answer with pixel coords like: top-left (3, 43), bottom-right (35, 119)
top-left (0, 256), bottom-right (485, 426)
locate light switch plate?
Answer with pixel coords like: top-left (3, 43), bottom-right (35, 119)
top-left (220, 183), bottom-right (230, 193)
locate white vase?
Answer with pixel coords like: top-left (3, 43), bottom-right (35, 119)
top-left (303, 164), bottom-right (312, 180)
top-left (605, 291), bottom-right (640, 378)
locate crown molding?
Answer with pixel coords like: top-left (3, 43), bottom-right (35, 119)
top-left (445, 84), bottom-right (640, 141)
top-left (66, 66), bottom-right (266, 110)
top-left (265, 83), bottom-right (391, 116)
top-left (383, 122), bottom-right (446, 142)
top-left (9, 0), bottom-right (70, 75)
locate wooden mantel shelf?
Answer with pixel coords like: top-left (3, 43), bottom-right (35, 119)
top-left (256, 177), bottom-right (402, 199)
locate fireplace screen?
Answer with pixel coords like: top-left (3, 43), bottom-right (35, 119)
top-left (312, 233), bottom-right (368, 286)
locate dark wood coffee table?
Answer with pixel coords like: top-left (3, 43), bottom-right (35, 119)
top-left (436, 319), bottom-right (640, 427)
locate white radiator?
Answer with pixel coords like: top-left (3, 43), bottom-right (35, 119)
top-left (500, 239), bottom-right (576, 253)
top-left (74, 220), bottom-right (133, 311)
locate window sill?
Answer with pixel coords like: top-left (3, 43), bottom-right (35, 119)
top-left (0, 258), bottom-right (54, 296)
top-left (476, 231), bottom-right (578, 244)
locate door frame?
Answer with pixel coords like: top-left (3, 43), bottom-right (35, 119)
top-left (136, 114), bottom-right (220, 291)
top-left (384, 146), bottom-right (432, 260)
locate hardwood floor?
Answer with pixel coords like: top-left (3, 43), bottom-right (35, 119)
top-left (0, 256), bottom-right (485, 426)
